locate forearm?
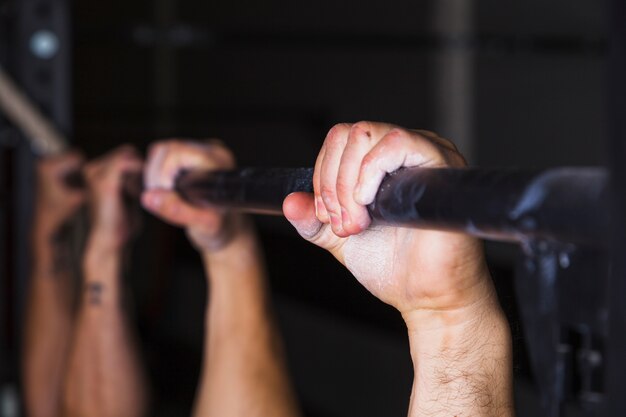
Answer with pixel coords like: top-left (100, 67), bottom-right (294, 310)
top-left (193, 226), bottom-right (300, 417)
top-left (23, 229), bottom-right (75, 417)
top-left (63, 238), bottom-right (147, 417)
top-left (404, 287), bottom-right (514, 417)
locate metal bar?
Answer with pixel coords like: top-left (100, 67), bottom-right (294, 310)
top-left (175, 167), bottom-right (314, 215)
top-left (174, 166), bottom-right (609, 246)
top-left (0, 65), bottom-right (67, 155)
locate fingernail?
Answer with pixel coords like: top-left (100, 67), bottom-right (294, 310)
top-left (340, 207), bottom-right (351, 227)
top-left (329, 212), bottom-right (341, 229)
top-left (316, 196), bottom-right (327, 216)
top-left (289, 217), bottom-right (323, 240)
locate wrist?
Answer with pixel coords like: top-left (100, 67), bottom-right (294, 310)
top-left (401, 274), bottom-right (510, 365)
top-left (199, 215), bottom-right (257, 262)
top-left (405, 299), bottom-right (513, 416)
top-left (85, 223), bottom-right (130, 251)
top-left (401, 277), bottom-right (502, 331)
top-left (404, 298), bottom-right (509, 354)
top-left (83, 235), bottom-right (124, 271)
top-left (201, 225), bottom-right (260, 271)
top-left (199, 219), bottom-right (268, 307)
top-left (31, 229), bottom-right (72, 275)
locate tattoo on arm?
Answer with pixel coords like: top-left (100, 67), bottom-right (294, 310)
top-left (86, 282), bottom-right (104, 305)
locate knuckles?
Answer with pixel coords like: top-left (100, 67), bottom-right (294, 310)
top-left (347, 123), bottom-right (373, 146)
top-left (351, 121), bottom-right (374, 136)
top-left (146, 140), bottom-right (182, 163)
top-left (148, 139), bottom-right (234, 172)
top-left (360, 152), bottom-right (378, 173)
top-left (380, 128), bottom-right (407, 147)
top-left (326, 123), bottom-right (351, 145)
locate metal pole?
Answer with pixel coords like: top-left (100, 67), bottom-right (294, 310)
top-left (174, 166), bottom-right (609, 246)
top-left (0, 66), bottom-right (67, 155)
top-left (431, 0), bottom-right (474, 162)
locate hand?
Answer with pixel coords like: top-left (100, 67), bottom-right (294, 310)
top-left (83, 145), bottom-right (143, 250)
top-left (283, 122), bottom-right (493, 322)
top-left (142, 139), bottom-right (245, 252)
top-left (34, 151), bottom-right (86, 238)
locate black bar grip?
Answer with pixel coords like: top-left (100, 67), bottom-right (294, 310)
top-left (369, 167), bottom-right (608, 245)
top-left (174, 167), bottom-right (609, 245)
top-left (174, 167), bottom-right (314, 215)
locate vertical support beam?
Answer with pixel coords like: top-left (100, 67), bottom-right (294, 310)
top-left (5, 0), bottom-right (72, 409)
top-left (15, 0), bottom-right (72, 133)
top-left (605, 0), bottom-right (626, 415)
top-left (431, 0), bottom-right (474, 162)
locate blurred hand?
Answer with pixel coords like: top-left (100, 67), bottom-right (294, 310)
top-left (283, 122), bottom-right (493, 320)
top-left (34, 151), bottom-right (86, 238)
top-left (83, 145), bottom-right (143, 249)
top-left (141, 140), bottom-right (244, 252)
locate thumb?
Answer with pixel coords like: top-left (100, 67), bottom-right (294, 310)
top-left (283, 192), bottom-right (323, 240)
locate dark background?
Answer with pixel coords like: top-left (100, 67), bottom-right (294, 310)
top-left (1, 1), bottom-right (610, 416)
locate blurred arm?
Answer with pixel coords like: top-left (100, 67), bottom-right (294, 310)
top-left (63, 146), bottom-right (147, 417)
top-left (142, 139), bottom-right (301, 417)
top-left (22, 154), bottom-right (84, 417)
top-left (192, 219), bottom-right (301, 417)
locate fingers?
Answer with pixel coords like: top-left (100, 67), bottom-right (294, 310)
top-left (311, 122), bottom-right (462, 239)
top-left (37, 150), bottom-right (86, 190)
top-left (335, 124), bottom-right (375, 234)
top-left (144, 139), bottom-right (234, 191)
top-left (316, 122), bottom-right (395, 237)
top-left (81, 145), bottom-right (145, 245)
top-left (35, 150), bottom-right (87, 220)
top-left (312, 140), bottom-right (328, 222)
top-left (38, 149), bottom-right (84, 172)
top-left (60, 151), bottom-right (85, 173)
top-left (283, 192), bottom-right (340, 254)
top-left (319, 124), bottom-right (349, 234)
top-left (142, 189), bottom-right (222, 233)
top-left (283, 192), bottom-right (322, 240)
top-left (354, 128), bottom-right (442, 206)
top-left (83, 145), bottom-right (143, 192)
top-left (142, 139), bottom-right (235, 236)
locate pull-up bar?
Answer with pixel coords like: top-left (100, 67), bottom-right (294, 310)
top-left (175, 166), bottom-right (609, 246)
top-left (0, 64), bottom-right (609, 246)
